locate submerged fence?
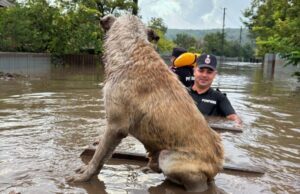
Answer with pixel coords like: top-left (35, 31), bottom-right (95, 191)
top-left (263, 53), bottom-right (299, 80)
top-left (61, 54), bottom-right (101, 66)
top-left (0, 52), bottom-right (101, 77)
top-left (0, 52), bottom-right (51, 76)
top-left (3, 52), bottom-right (293, 80)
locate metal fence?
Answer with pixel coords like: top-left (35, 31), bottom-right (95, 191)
top-left (0, 52), bottom-right (272, 78)
top-left (263, 53), bottom-right (299, 79)
top-left (59, 54), bottom-right (101, 66)
top-left (0, 52), bottom-right (51, 76)
top-left (0, 52), bottom-right (102, 77)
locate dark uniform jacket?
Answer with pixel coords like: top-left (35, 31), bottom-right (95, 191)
top-left (172, 66), bottom-right (194, 87)
top-left (188, 87), bottom-right (236, 117)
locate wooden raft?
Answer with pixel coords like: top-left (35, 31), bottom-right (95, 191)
top-left (80, 144), bottom-right (265, 175)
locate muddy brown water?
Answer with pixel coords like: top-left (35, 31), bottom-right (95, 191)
top-left (0, 63), bottom-right (299, 194)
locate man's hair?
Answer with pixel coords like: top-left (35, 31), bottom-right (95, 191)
top-left (172, 47), bottom-right (187, 58)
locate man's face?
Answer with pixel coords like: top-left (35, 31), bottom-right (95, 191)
top-left (194, 67), bottom-right (217, 88)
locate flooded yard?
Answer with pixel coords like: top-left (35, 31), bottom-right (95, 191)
top-left (0, 62), bottom-right (299, 194)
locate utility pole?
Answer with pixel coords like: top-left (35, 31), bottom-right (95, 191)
top-left (221, 8), bottom-right (226, 63)
top-left (239, 26), bottom-right (242, 61)
top-left (239, 26), bottom-right (242, 45)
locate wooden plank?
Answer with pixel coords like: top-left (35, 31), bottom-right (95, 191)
top-left (80, 146), bottom-right (264, 175)
top-left (222, 163), bottom-right (265, 175)
top-left (209, 124), bottom-right (243, 133)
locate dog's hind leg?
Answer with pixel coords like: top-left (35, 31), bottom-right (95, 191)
top-left (158, 150), bottom-right (209, 192)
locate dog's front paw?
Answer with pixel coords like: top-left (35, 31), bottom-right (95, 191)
top-left (75, 164), bottom-right (89, 174)
top-left (66, 173), bottom-right (91, 183)
top-left (66, 165), bottom-right (96, 183)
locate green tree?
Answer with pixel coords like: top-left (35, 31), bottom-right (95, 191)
top-left (241, 43), bottom-right (255, 60)
top-left (244, 0), bottom-right (300, 71)
top-left (24, 0), bottom-right (60, 52)
top-left (147, 17), bottom-right (174, 53)
top-left (0, 1), bottom-right (60, 52)
top-left (202, 32), bottom-right (224, 56)
top-left (57, 0), bottom-right (138, 17)
top-left (148, 17), bottom-right (167, 34)
top-left (201, 32), bottom-right (255, 59)
top-left (224, 40), bottom-right (240, 57)
top-left (0, 5), bottom-right (29, 51)
top-left (174, 33), bottom-right (195, 49)
top-left (0, 0), bottom-right (139, 54)
top-left (154, 30), bottom-right (176, 53)
top-left (50, 3), bottom-right (103, 54)
top-left (53, 0), bottom-right (139, 54)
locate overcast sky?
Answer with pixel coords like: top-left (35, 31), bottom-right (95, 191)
top-left (138, 0), bottom-right (252, 29)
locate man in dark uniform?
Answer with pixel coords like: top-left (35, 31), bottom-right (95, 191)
top-left (189, 54), bottom-right (242, 125)
top-left (170, 47), bottom-right (194, 87)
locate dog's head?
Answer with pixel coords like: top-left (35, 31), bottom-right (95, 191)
top-left (100, 15), bottom-right (160, 43)
top-left (147, 28), bottom-right (160, 43)
top-left (99, 15), bottom-right (116, 32)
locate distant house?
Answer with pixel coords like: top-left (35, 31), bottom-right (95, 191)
top-left (0, 0), bottom-right (13, 7)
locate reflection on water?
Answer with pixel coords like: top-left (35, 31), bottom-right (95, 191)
top-left (0, 62), bottom-right (299, 194)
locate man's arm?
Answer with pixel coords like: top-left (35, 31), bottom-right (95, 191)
top-left (218, 93), bottom-right (243, 127)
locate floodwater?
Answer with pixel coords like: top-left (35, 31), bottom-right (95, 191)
top-left (0, 62), bottom-right (299, 194)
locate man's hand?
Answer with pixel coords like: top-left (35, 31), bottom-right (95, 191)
top-left (226, 114), bottom-right (243, 128)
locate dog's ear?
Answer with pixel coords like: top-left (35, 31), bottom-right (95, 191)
top-left (100, 15), bottom-right (116, 32)
top-left (147, 28), bottom-right (160, 42)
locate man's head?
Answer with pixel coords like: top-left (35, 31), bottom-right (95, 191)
top-left (196, 54), bottom-right (217, 71)
top-left (193, 54), bottom-right (218, 88)
top-left (170, 47), bottom-right (187, 64)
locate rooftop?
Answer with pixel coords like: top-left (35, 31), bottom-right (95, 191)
top-left (0, 0), bottom-right (13, 7)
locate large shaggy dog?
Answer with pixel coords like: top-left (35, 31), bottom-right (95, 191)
top-left (67, 14), bottom-right (224, 192)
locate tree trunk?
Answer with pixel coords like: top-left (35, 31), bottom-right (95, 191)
top-left (132, 0), bottom-right (138, 15)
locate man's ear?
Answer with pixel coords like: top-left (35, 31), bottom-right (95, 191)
top-left (147, 28), bottom-right (160, 42)
top-left (100, 15), bottom-right (116, 32)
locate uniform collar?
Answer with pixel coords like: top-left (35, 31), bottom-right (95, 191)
top-left (191, 86), bottom-right (212, 95)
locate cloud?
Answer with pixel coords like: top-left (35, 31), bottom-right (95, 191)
top-left (139, 0), bottom-right (251, 29)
